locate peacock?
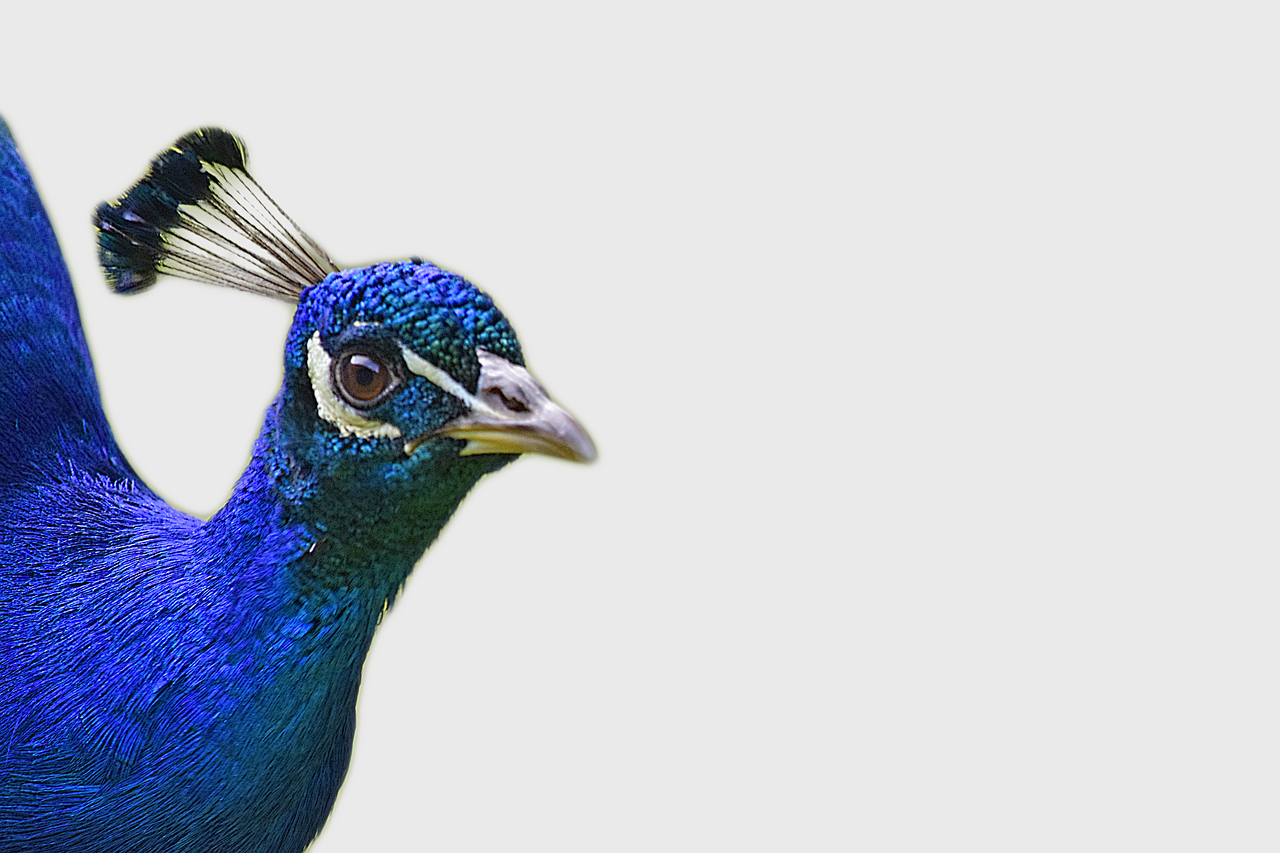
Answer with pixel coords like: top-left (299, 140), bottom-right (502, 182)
top-left (0, 116), bottom-right (593, 852)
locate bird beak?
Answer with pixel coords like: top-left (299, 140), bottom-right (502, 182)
top-left (426, 350), bottom-right (596, 463)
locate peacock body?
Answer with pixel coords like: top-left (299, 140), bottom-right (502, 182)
top-left (0, 117), bottom-right (592, 852)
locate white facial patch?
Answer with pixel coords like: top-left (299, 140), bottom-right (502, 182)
top-left (306, 332), bottom-right (402, 440)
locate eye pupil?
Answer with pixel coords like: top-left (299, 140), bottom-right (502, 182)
top-left (336, 351), bottom-right (395, 406)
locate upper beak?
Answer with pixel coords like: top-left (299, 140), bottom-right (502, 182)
top-left (428, 350), bottom-right (596, 463)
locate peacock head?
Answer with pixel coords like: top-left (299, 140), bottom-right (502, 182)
top-left (284, 259), bottom-right (592, 472)
top-left (94, 129), bottom-right (593, 510)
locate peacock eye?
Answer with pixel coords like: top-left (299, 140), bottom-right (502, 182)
top-left (334, 349), bottom-right (399, 408)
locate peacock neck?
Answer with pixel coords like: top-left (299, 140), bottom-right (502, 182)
top-left (206, 392), bottom-right (506, 624)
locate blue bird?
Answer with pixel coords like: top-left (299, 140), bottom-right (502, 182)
top-left (0, 118), bottom-right (593, 852)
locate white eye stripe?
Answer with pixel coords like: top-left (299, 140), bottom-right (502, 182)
top-left (398, 345), bottom-right (503, 418)
top-left (306, 332), bottom-right (402, 439)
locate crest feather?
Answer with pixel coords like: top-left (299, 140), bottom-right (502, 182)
top-left (95, 128), bottom-right (337, 302)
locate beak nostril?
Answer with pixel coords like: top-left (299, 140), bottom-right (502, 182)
top-left (487, 387), bottom-right (529, 414)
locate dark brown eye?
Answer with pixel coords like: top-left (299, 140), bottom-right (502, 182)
top-left (335, 350), bottom-right (397, 408)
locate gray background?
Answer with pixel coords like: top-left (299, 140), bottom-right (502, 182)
top-left (2, 2), bottom-right (1275, 850)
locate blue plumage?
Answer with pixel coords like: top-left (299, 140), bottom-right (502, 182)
top-left (0, 120), bottom-right (593, 852)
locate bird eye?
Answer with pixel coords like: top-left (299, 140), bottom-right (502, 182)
top-left (334, 349), bottom-right (399, 408)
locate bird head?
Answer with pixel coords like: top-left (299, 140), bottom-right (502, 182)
top-left (95, 130), bottom-right (593, 541)
top-left (278, 259), bottom-right (593, 480)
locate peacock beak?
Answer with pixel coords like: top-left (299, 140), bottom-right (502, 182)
top-left (425, 350), bottom-right (596, 462)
